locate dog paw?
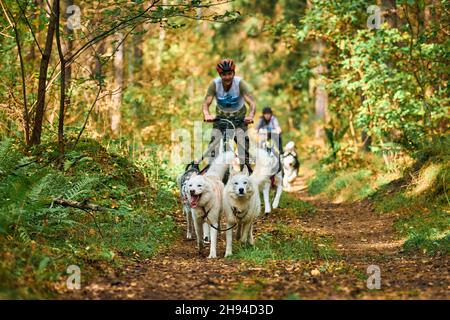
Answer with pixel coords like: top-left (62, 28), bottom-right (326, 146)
top-left (224, 252), bottom-right (232, 258)
top-left (186, 233), bottom-right (193, 240)
top-left (207, 254), bottom-right (217, 259)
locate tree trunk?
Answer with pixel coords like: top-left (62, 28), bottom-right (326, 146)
top-left (156, 0), bottom-right (168, 74)
top-left (196, 6), bottom-right (202, 33)
top-left (307, 1), bottom-right (328, 139)
top-left (380, 0), bottom-right (398, 28)
top-left (359, 93), bottom-right (372, 152)
top-left (94, 41), bottom-right (106, 79)
top-left (110, 32), bottom-right (124, 136)
top-left (6, 3), bottom-right (30, 145)
top-left (129, 1), bottom-right (145, 83)
top-left (26, 0), bottom-right (41, 63)
top-left (287, 100), bottom-right (295, 131)
top-left (30, 0), bottom-right (59, 146)
top-left (53, 0), bottom-right (74, 155)
top-left (55, 0), bottom-right (65, 156)
top-left (314, 77), bottom-right (328, 119)
top-left (129, 24), bottom-right (144, 83)
top-left (313, 43), bottom-right (328, 140)
top-left (64, 0), bottom-right (73, 105)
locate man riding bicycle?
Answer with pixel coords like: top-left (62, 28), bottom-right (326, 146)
top-left (200, 58), bottom-right (256, 173)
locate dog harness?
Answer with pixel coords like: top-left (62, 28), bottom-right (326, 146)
top-left (197, 179), bottom-right (236, 232)
top-left (201, 207), bottom-right (236, 232)
top-left (232, 206), bottom-right (249, 220)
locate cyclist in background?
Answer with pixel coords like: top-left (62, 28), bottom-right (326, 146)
top-left (256, 106), bottom-right (283, 154)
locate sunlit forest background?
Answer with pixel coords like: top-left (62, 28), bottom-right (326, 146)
top-left (0, 0), bottom-right (448, 299)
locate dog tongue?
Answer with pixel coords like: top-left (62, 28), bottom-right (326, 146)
top-left (190, 195), bottom-right (200, 208)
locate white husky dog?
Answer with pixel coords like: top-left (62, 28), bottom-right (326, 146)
top-left (252, 147), bottom-right (283, 214)
top-left (186, 151), bottom-right (234, 258)
top-left (223, 168), bottom-right (261, 257)
top-left (281, 141), bottom-right (299, 191)
top-left (176, 170), bottom-right (196, 240)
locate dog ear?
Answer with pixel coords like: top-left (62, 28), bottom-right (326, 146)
top-left (229, 166), bottom-right (239, 177)
top-left (241, 165), bottom-right (249, 176)
top-left (231, 156), bottom-right (240, 172)
top-left (285, 141), bottom-right (295, 152)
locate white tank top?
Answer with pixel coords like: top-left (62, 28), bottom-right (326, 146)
top-left (214, 76), bottom-right (245, 114)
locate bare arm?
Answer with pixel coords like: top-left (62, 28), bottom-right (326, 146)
top-left (202, 95), bottom-right (215, 121)
top-left (243, 93), bottom-right (256, 123)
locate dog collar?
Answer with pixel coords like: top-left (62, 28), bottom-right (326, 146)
top-left (282, 152), bottom-right (296, 158)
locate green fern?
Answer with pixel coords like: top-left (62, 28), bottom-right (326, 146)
top-left (61, 176), bottom-right (100, 200)
top-left (0, 142), bottom-right (101, 239)
top-left (0, 139), bottom-right (22, 176)
top-left (17, 226), bottom-right (31, 245)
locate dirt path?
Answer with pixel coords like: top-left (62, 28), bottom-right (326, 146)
top-left (65, 173), bottom-right (449, 300)
top-left (291, 178), bottom-right (449, 299)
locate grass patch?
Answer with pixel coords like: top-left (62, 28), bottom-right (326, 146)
top-left (307, 169), bottom-right (335, 195)
top-left (283, 293), bottom-right (301, 300)
top-left (395, 209), bottom-right (449, 256)
top-left (403, 233), bottom-right (449, 256)
top-left (231, 224), bottom-right (337, 264)
top-left (227, 279), bottom-right (267, 299)
top-left (375, 192), bottom-right (411, 213)
top-left (307, 164), bottom-right (398, 202)
top-left (278, 192), bottom-right (316, 215)
top-left (104, 210), bottom-right (179, 257)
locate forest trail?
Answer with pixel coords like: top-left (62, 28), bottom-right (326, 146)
top-left (65, 170), bottom-right (449, 300)
top-left (2, 0), bottom-right (448, 302)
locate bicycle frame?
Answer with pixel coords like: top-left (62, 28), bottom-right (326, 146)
top-left (215, 117), bottom-right (238, 154)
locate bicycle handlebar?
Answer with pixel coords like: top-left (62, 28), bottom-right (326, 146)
top-left (204, 118), bottom-right (254, 124)
top-left (258, 127), bottom-right (279, 133)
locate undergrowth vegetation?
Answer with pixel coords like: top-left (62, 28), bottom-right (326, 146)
top-left (0, 137), bottom-right (180, 298)
top-left (374, 138), bottom-right (450, 256)
top-left (307, 153), bottom-right (401, 202)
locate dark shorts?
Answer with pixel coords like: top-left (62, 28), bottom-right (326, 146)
top-left (208, 116), bottom-right (250, 164)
